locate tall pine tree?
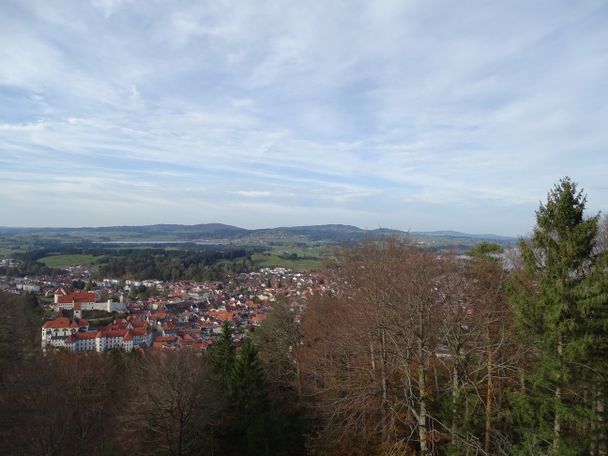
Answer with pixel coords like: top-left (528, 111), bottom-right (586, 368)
top-left (228, 338), bottom-right (271, 455)
top-left (210, 320), bottom-right (235, 390)
top-left (510, 177), bottom-right (601, 455)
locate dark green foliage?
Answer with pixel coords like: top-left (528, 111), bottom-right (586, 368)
top-left (210, 320), bottom-right (236, 390)
top-left (209, 323), bottom-right (309, 455)
top-left (0, 260), bottom-right (57, 277)
top-left (95, 247), bottom-right (260, 280)
top-left (576, 237), bottom-right (608, 454)
top-left (510, 177), bottom-right (604, 454)
top-left (467, 241), bottom-right (504, 258)
top-left (228, 338), bottom-right (271, 455)
top-left (6, 240), bottom-right (263, 281)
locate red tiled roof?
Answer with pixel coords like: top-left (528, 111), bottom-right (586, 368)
top-left (57, 292), bottom-right (97, 304)
top-left (103, 329), bottom-right (128, 338)
top-left (211, 310), bottom-right (235, 320)
top-left (153, 336), bottom-right (180, 350)
top-left (107, 321), bottom-right (129, 331)
top-left (155, 336), bottom-right (178, 342)
top-left (42, 317), bottom-right (87, 329)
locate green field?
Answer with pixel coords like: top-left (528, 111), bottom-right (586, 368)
top-left (250, 253), bottom-right (328, 271)
top-left (39, 254), bottom-right (100, 267)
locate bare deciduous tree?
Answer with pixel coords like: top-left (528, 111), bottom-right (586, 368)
top-left (301, 238), bottom-right (467, 455)
top-left (117, 352), bottom-right (223, 456)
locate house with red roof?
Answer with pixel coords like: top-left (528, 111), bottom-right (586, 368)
top-left (152, 335), bottom-right (180, 350)
top-left (53, 290), bottom-right (127, 313)
top-left (64, 331), bottom-right (97, 352)
top-left (54, 291), bottom-right (98, 309)
top-left (41, 316), bottom-right (89, 351)
top-left (42, 316), bottom-right (153, 353)
top-left (131, 326), bottom-right (153, 347)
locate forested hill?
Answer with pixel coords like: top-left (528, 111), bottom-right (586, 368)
top-left (0, 223), bottom-right (515, 247)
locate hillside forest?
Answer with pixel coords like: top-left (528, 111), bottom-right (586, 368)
top-left (0, 177), bottom-right (607, 456)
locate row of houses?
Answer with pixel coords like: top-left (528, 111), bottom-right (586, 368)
top-left (39, 270), bottom-right (334, 353)
top-left (41, 316), bottom-right (153, 353)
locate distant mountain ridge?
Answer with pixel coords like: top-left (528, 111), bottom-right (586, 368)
top-left (0, 223), bottom-right (516, 247)
top-left (412, 230), bottom-right (516, 241)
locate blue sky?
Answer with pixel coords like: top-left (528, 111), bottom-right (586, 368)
top-left (1, 0), bottom-right (607, 235)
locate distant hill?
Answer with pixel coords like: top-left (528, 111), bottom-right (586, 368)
top-left (412, 230), bottom-right (516, 242)
top-left (0, 223), bottom-right (516, 250)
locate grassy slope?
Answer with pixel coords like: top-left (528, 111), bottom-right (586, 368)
top-left (38, 254), bottom-right (99, 266)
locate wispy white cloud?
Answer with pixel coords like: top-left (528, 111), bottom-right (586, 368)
top-left (237, 191), bottom-right (273, 198)
top-left (0, 0), bottom-right (606, 234)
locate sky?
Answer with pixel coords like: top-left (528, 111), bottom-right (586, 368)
top-left (1, 0), bottom-right (607, 236)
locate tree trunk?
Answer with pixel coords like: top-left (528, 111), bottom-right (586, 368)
top-left (178, 417), bottom-right (184, 456)
top-left (369, 336), bottom-right (376, 373)
top-left (598, 380), bottom-right (607, 456)
top-left (379, 329), bottom-right (389, 448)
top-left (451, 364), bottom-right (459, 446)
top-left (553, 336), bottom-right (563, 451)
top-left (380, 330), bottom-right (388, 405)
top-left (586, 385), bottom-right (595, 456)
top-left (419, 362), bottom-right (429, 456)
top-left (485, 327), bottom-right (494, 455)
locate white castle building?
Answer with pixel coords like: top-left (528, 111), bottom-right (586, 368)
top-left (41, 316), bottom-right (153, 353)
top-left (53, 289), bottom-right (127, 313)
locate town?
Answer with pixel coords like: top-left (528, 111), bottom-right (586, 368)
top-left (1, 260), bottom-right (333, 354)
top-left (1, 180), bottom-right (606, 456)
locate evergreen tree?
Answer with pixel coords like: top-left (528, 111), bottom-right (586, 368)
top-left (228, 338), bottom-right (271, 455)
top-left (510, 177), bottom-right (601, 455)
top-left (210, 320), bottom-right (236, 390)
